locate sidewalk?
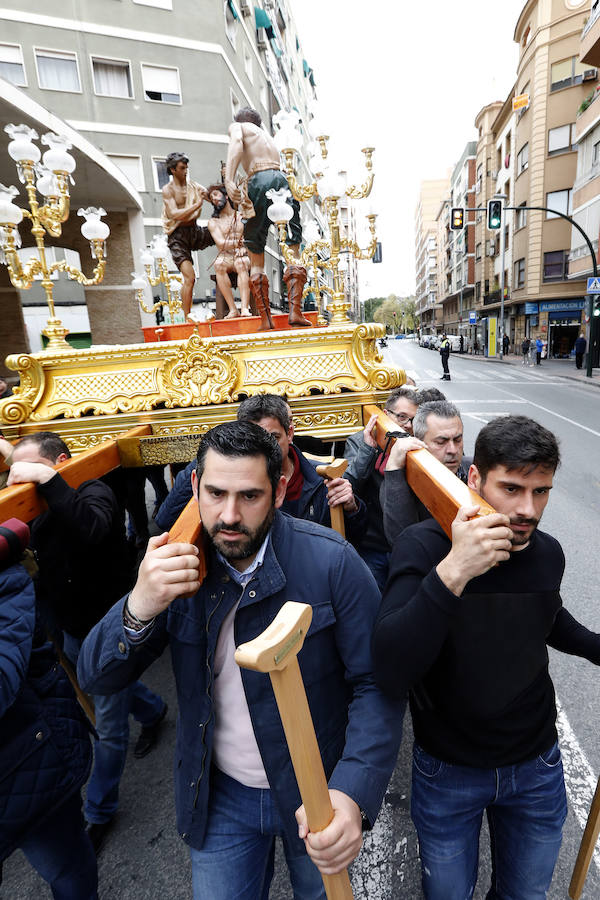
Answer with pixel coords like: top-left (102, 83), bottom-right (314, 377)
top-left (458, 351), bottom-right (600, 388)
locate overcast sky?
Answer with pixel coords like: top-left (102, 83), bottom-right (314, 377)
top-left (290, 0), bottom-right (526, 300)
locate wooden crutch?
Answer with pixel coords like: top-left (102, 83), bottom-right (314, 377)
top-left (235, 601), bottom-right (354, 900)
top-left (315, 458), bottom-right (349, 539)
top-left (569, 778), bottom-right (600, 898)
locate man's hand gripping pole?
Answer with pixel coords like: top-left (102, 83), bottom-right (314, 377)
top-left (235, 601), bottom-right (354, 900)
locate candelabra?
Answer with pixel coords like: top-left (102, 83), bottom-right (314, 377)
top-left (131, 235), bottom-right (184, 323)
top-left (270, 111), bottom-right (377, 325)
top-left (0, 124), bottom-right (110, 350)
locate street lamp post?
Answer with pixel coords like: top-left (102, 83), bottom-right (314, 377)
top-left (494, 193), bottom-right (508, 359)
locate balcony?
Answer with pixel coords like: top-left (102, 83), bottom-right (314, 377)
top-left (483, 289), bottom-right (510, 306)
top-left (581, 1), bottom-right (600, 67)
top-left (575, 84), bottom-right (600, 141)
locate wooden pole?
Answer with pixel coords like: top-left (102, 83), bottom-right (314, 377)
top-left (235, 602), bottom-right (354, 900)
top-left (315, 458), bottom-right (349, 539)
top-left (569, 778), bottom-right (600, 898)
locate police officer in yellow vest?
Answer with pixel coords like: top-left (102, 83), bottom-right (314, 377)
top-left (440, 334), bottom-right (451, 381)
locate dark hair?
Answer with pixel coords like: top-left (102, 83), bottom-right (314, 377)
top-left (206, 182), bottom-right (230, 216)
top-left (15, 431), bottom-right (71, 463)
top-left (473, 415), bottom-right (560, 481)
top-left (384, 387), bottom-right (418, 412)
top-left (196, 421), bottom-right (282, 499)
top-left (234, 107), bottom-right (262, 127)
top-left (413, 401), bottom-right (461, 441)
top-left (413, 387), bottom-right (446, 404)
top-left (237, 394), bottom-right (290, 432)
top-left (165, 152), bottom-right (189, 176)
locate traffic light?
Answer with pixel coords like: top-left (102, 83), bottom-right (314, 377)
top-left (487, 199), bottom-right (502, 230)
top-left (594, 300), bottom-right (600, 317)
top-left (450, 207), bottom-right (464, 230)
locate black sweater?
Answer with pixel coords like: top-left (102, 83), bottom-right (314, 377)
top-left (373, 520), bottom-right (600, 767)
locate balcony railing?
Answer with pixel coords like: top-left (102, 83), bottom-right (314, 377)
top-left (583, 0), bottom-right (600, 39)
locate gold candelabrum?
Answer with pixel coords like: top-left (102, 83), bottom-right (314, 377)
top-left (270, 114), bottom-right (377, 325)
top-left (132, 235), bottom-right (184, 323)
top-left (0, 124), bottom-right (110, 350)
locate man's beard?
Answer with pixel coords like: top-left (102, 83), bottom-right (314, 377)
top-left (207, 507), bottom-right (274, 561)
top-left (212, 195), bottom-right (228, 214)
top-left (508, 515), bottom-right (539, 547)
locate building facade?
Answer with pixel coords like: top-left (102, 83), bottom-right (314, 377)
top-left (415, 176), bottom-right (450, 334)
top-left (0, 0), bottom-right (320, 350)
top-left (440, 142), bottom-right (477, 336)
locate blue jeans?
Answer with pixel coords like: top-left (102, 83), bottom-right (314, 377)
top-left (411, 742), bottom-right (567, 900)
top-left (190, 768), bottom-right (326, 900)
top-left (20, 791), bottom-right (98, 899)
top-left (358, 548), bottom-right (389, 593)
top-left (64, 633), bottom-right (165, 824)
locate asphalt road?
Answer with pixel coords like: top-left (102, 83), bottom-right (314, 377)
top-left (4, 340), bottom-right (600, 899)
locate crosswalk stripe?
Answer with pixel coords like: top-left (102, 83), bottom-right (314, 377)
top-left (425, 369), bottom-right (441, 379)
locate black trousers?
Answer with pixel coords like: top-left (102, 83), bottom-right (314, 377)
top-left (576, 352), bottom-right (584, 369)
top-left (441, 352), bottom-right (450, 375)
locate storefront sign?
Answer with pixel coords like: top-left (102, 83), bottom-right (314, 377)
top-left (512, 93), bottom-right (530, 112)
top-left (488, 317), bottom-right (497, 357)
top-left (539, 300), bottom-right (585, 312)
top-left (525, 302), bottom-right (539, 315)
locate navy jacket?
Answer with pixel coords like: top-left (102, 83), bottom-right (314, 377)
top-left (0, 564), bottom-right (92, 860)
top-left (78, 511), bottom-right (404, 853)
top-left (155, 449), bottom-right (367, 541)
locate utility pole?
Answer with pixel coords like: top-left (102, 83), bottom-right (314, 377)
top-left (496, 193), bottom-right (508, 359)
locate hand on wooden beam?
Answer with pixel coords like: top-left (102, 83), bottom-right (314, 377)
top-left (385, 437), bottom-right (426, 471)
top-left (296, 788), bottom-right (362, 876)
top-left (435, 506), bottom-right (514, 597)
top-left (128, 532), bottom-right (202, 622)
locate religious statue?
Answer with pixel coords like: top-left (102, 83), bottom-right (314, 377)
top-left (206, 183), bottom-right (251, 319)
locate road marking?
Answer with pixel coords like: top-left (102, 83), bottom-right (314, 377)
top-left (425, 369), bottom-right (442, 380)
top-left (463, 412), bottom-right (511, 423)
top-left (454, 399), bottom-right (528, 404)
top-left (556, 696), bottom-right (600, 874)
top-left (495, 388), bottom-right (600, 438)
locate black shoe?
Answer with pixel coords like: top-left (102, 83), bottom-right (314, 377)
top-left (86, 819), bottom-right (114, 854)
top-left (134, 703), bottom-right (168, 759)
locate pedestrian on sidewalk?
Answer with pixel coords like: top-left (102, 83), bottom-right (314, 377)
top-left (521, 337), bottom-right (531, 366)
top-left (502, 333), bottom-right (510, 356)
top-left (535, 336), bottom-right (543, 365)
top-left (575, 332), bottom-right (587, 370)
top-left (439, 333), bottom-right (451, 381)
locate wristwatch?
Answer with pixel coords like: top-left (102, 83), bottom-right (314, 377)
top-left (123, 596), bottom-right (155, 633)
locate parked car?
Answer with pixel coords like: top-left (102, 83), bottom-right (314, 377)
top-left (419, 336), bottom-right (431, 349)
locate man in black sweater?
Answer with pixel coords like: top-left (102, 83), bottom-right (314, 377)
top-left (7, 432), bottom-right (167, 852)
top-left (372, 415), bottom-right (600, 899)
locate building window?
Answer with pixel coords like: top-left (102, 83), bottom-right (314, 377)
top-left (485, 279), bottom-right (490, 294)
top-left (550, 56), bottom-right (588, 91)
top-left (0, 43), bottom-right (26, 86)
top-left (106, 154), bottom-right (145, 191)
top-left (152, 157), bottom-right (170, 191)
top-left (259, 83), bottom-right (267, 111)
top-left (548, 124), bottom-right (576, 156)
top-left (244, 46), bottom-right (253, 82)
top-left (475, 242), bottom-right (482, 260)
top-left (516, 203), bottom-right (527, 230)
top-left (593, 140), bottom-right (600, 166)
top-left (546, 189), bottom-right (572, 219)
top-left (514, 258), bottom-right (525, 288)
top-left (230, 89), bottom-right (240, 119)
top-left (476, 281), bottom-right (481, 301)
top-left (224, 0), bottom-right (238, 48)
top-left (35, 48), bottom-right (81, 92)
top-left (133, 0), bottom-right (173, 7)
top-left (92, 57), bottom-right (133, 99)
top-left (543, 250), bottom-right (569, 282)
top-left (517, 143), bottom-right (529, 174)
top-left (141, 63), bottom-right (181, 103)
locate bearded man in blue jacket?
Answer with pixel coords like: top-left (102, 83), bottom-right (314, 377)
top-left (79, 421), bottom-right (403, 899)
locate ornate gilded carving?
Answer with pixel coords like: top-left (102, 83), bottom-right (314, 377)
top-left (0, 354), bottom-right (44, 424)
top-left (293, 410), bottom-right (360, 430)
top-left (160, 335), bottom-right (238, 407)
top-left (351, 323), bottom-right (405, 390)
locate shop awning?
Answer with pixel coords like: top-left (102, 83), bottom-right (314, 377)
top-left (228, 0), bottom-right (239, 20)
top-left (255, 7), bottom-right (272, 29)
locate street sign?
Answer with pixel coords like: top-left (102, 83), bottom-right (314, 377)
top-left (587, 277), bottom-right (600, 293)
top-left (469, 311), bottom-right (477, 324)
top-left (512, 93), bottom-right (530, 112)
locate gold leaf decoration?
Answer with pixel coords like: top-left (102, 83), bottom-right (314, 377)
top-left (160, 334), bottom-right (237, 407)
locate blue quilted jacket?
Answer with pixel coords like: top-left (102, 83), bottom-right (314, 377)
top-left (0, 563), bottom-right (92, 861)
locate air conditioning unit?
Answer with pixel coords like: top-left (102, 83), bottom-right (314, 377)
top-left (583, 68), bottom-right (598, 81)
top-left (240, 0), bottom-right (251, 15)
top-left (488, 241), bottom-right (496, 257)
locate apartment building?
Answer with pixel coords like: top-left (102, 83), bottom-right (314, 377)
top-left (440, 142), bottom-right (477, 335)
top-left (0, 0), bottom-right (320, 349)
top-left (415, 177), bottom-right (450, 334)
top-left (509, 0), bottom-right (591, 357)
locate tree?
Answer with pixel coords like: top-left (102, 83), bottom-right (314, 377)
top-left (363, 296), bottom-right (385, 322)
top-left (373, 295), bottom-right (417, 333)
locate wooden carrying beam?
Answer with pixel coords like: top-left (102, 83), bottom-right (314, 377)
top-left (0, 424), bottom-right (152, 525)
top-left (315, 458), bottom-right (348, 539)
top-left (362, 403), bottom-right (495, 537)
top-left (167, 496), bottom-right (208, 588)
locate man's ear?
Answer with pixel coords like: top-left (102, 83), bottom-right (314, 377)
top-left (191, 468), bottom-right (199, 503)
top-left (274, 474), bottom-right (287, 509)
top-left (468, 463), bottom-right (482, 493)
top-left (55, 453), bottom-right (69, 465)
